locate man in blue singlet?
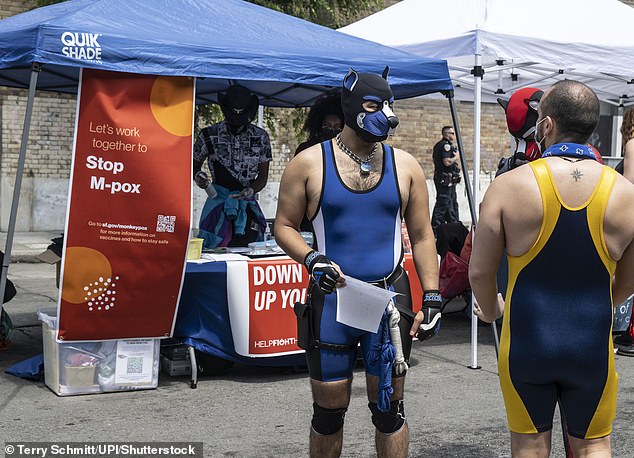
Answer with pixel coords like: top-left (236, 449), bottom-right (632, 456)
top-left (275, 68), bottom-right (442, 458)
top-left (470, 80), bottom-right (634, 457)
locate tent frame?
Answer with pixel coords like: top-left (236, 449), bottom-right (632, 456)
top-left (0, 64), bottom-right (39, 323)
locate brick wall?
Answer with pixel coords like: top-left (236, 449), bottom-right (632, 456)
top-left (1, 90), bottom-right (76, 179)
top-left (1, 0), bottom-right (77, 182)
top-left (1, 0), bottom-right (36, 19)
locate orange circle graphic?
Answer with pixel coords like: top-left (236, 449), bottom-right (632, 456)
top-left (61, 247), bottom-right (113, 304)
top-left (150, 76), bottom-right (194, 137)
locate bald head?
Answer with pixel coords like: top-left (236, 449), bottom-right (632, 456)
top-left (539, 80), bottom-right (599, 144)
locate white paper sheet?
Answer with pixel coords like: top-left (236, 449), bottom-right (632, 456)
top-left (336, 276), bottom-right (399, 333)
top-left (200, 253), bottom-right (250, 262)
top-left (114, 339), bottom-right (155, 384)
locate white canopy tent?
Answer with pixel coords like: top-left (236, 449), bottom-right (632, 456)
top-left (341, 0), bottom-right (634, 368)
top-left (341, 0), bottom-right (634, 105)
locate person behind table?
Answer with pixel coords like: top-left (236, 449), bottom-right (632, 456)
top-left (470, 80), bottom-right (634, 457)
top-left (275, 67), bottom-right (442, 458)
top-left (295, 91), bottom-right (344, 155)
top-left (193, 85), bottom-right (271, 247)
top-left (430, 126), bottom-right (461, 229)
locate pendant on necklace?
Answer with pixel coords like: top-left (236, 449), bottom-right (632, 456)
top-left (360, 162), bottom-right (372, 175)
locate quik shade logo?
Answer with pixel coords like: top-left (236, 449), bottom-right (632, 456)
top-left (61, 32), bottom-right (102, 63)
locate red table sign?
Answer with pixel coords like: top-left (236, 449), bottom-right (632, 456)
top-left (226, 254), bottom-right (423, 357)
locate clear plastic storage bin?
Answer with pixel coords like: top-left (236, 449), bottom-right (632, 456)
top-left (38, 311), bottom-right (160, 396)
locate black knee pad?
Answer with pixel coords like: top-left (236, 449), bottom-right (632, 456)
top-left (311, 402), bottom-right (347, 435)
top-left (369, 400), bottom-right (406, 434)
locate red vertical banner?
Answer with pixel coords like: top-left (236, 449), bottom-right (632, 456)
top-left (58, 69), bottom-right (194, 341)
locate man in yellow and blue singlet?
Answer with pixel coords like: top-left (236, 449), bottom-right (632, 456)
top-left (470, 80), bottom-right (634, 457)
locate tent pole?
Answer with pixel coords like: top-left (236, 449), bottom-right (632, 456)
top-left (615, 98), bottom-right (624, 157)
top-left (469, 54), bottom-right (483, 370)
top-left (446, 91), bottom-right (501, 363)
top-left (0, 64), bottom-right (40, 320)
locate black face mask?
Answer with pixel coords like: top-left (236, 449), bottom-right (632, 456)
top-left (219, 86), bottom-right (259, 129)
top-left (321, 126), bottom-right (341, 140)
top-left (341, 67), bottom-right (399, 143)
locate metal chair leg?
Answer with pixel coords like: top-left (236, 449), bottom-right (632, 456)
top-left (188, 346), bottom-right (197, 389)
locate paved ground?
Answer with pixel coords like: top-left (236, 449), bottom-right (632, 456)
top-left (1, 235), bottom-right (634, 457)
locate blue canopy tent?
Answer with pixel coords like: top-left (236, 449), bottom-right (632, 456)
top-left (0, 1), bottom-right (470, 358)
top-left (0, 0), bottom-right (452, 106)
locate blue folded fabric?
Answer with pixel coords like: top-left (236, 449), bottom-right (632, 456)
top-left (5, 354), bottom-right (44, 381)
top-left (198, 184), bottom-right (267, 245)
top-left (224, 196), bottom-right (239, 219)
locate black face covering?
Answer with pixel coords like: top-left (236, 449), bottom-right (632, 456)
top-left (341, 67), bottom-right (399, 143)
top-left (219, 86), bottom-right (259, 130)
top-left (320, 126), bottom-right (341, 140)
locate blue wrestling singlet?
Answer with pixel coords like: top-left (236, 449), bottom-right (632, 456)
top-left (311, 142), bottom-right (403, 282)
top-left (500, 159), bottom-right (618, 439)
top-left (306, 140), bottom-right (413, 382)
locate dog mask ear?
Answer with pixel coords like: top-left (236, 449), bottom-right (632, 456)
top-left (497, 97), bottom-right (509, 113)
top-left (343, 69), bottom-right (359, 92)
top-left (382, 66), bottom-right (390, 80)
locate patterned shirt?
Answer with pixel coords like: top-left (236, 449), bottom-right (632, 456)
top-left (193, 121), bottom-right (272, 187)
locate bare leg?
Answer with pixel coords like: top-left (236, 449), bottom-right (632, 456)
top-left (309, 378), bottom-right (352, 458)
top-left (510, 431), bottom-right (551, 458)
top-left (568, 435), bottom-right (611, 458)
top-left (366, 374), bottom-right (408, 458)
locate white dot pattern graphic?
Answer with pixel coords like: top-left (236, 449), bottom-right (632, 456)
top-left (84, 274), bottom-right (121, 312)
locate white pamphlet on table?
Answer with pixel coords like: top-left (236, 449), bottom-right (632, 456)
top-left (201, 253), bottom-right (250, 262)
top-left (336, 276), bottom-right (399, 333)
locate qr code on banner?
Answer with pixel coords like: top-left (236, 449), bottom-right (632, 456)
top-left (126, 356), bottom-right (143, 374)
top-left (156, 215), bottom-right (175, 232)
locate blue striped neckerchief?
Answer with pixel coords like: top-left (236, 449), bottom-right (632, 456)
top-left (541, 142), bottom-right (597, 161)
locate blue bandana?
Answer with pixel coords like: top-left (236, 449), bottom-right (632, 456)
top-left (541, 142), bottom-right (597, 161)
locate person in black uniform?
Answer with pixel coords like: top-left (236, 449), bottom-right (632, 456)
top-left (431, 126), bottom-right (461, 229)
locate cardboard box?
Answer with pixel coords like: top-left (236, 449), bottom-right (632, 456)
top-left (39, 312), bottom-right (160, 396)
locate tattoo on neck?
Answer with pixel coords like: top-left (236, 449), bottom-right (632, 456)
top-left (571, 168), bottom-right (583, 182)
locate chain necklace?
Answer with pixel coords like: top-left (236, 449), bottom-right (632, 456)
top-left (559, 156), bottom-right (588, 163)
top-left (335, 133), bottom-right (377, 176)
